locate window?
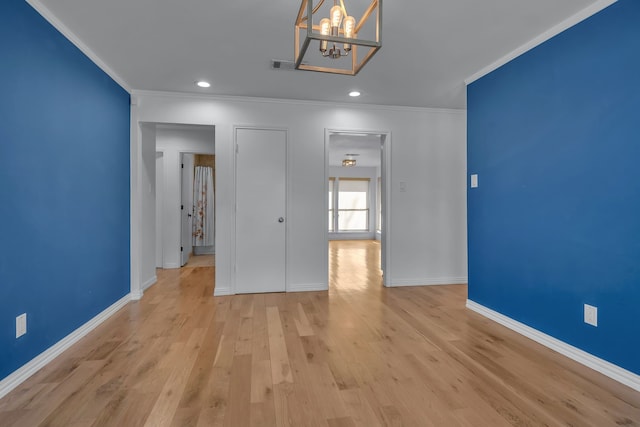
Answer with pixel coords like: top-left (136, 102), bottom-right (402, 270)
top-left (329, 177), bottom-right (370, 232)
top-left (328, 177), bottom-right (335, 232)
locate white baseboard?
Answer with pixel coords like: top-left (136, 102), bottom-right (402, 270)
top-left (466, 299), bottom-right (640, 393)
top-left (163, 262), bottom-right (180, 269)
top-left (193, 246), bottom-right (215, 255)
top-left (390, 277), bottom-right (468, 287)
top-left (287, 283), bottom-right (328, 293)
top-left (328, 233), bottom-right (375, 241)
top-left (0, 293), bottom-right (131, 400)
top-left (141, 275), bottom-right (157, 292)
top-left (213, 283), bottom-right (329, 295)
top-left (213, 284), bottom-right (232, 296)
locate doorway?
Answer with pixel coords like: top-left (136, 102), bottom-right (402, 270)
top-left (154, 124), bottom-right (215, 270)
top-left (181, 153), bottom-right (216, 267)
top-left (326, 129), bottom-right (391, 287)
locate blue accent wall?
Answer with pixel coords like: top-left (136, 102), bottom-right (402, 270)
top-left (467, 0), bottom-right (640, 374)
top-left (0, 1), bottom-right (130, 380)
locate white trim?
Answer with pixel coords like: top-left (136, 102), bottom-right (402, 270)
top-left (464, 0), bottom-right (618, 85)
top-left (0, 294), bottom-right (131, 400)
top-left (213, 284), bottom-right (233, 296)
top-left (390, 277), bottom-right (468, 287)
top-left (131, 90), bottom-right (466, 116)
top-left (287, 283), bottom-right (329, 293)
top-left (163, 262), bottom-right (181, 269)
top-left (130, 290), bottom-right (143, 301)
top-left (466, 299), bottom-right (640, 393)
top-left (25, 0), bottom-right (131, 92)
top-left (141, 275), bottom-right (157, 292)
top-left (328, 233), bottom-right (376, 240)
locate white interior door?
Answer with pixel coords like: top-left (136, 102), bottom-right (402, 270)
top-left (235, 128), bottom-right (287, 294)
top-left (180, 153), bottom-right (194, 266)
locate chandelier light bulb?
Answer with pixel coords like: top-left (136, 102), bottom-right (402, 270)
top-left (330, 5), bottom-right (343, 32)
top-left (320, 18), bottom-right (331, 35)
top-left (343, 15), bottom-right (356, 51)
top-left (343, 16), bottom-right (355, 38)
top-left (319, 18), bottom-right (331, 52)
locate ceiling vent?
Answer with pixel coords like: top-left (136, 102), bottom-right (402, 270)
top-left (271, 60), bottom-right (297, 70)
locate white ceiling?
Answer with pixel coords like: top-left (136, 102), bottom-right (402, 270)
top-left (329, 133), bottom-right (382, 168)
top-left (36, 0), bottom-right (598, 109)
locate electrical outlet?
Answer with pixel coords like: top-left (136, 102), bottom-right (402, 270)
top-left (584, 304), bottom-right (598, 327)
top-left (470, 174), bottom-right (479, 188)
top-left (16, 313), bottom-right (27, 338)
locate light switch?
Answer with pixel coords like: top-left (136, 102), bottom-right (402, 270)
top-left (399, 181), bottom-right (407, 192)
top-left (470, 174), bottom-right (478, 188)
top-left (584, 304), bottom-right (598, 327)
top-left (16, 313), bottom-right (27, 338)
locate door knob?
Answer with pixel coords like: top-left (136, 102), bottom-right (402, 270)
top-left (278, 217), bottom-right (284, 223)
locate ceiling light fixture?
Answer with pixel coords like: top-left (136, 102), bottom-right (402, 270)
top-left (294, 0), bottom-right (382, 76)
top-left (196, 81), bottom-right (211, 88)
top-left (349, 91), bottom-right (361, 97)
top-left (342, 158), bottom-right (357, 167)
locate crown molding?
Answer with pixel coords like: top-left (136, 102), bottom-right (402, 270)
top-left (26, 0), bottom-right (132, 93)
top-left (464, 0), bottom-right (618, 85)
top-left (131, 90), bottom-right (467, 116)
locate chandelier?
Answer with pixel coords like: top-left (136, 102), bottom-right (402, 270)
top-left (294, 0), bottom-right (382, 75)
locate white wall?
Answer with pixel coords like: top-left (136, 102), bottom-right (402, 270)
top-left (139, 123), bottom-right (157, 291)
top-left (155, 125), bottom-right (215, 268)
top-left (329, 166), bottom-right (378, 240)
top-left (131, 92), bottom-right (467, 296)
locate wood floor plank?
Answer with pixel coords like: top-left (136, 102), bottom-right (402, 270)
top-left (294, 302), bottom-right (315, 337)
top-left (144, 328), bottom-right (206, 427)
top-left (249, 360), bottom-right (277, 427)
top-left (1, 241), bottom-right (639, 426)
top-left (266, 306), bottom-right (294, 385)
top-left (224, 354), bottom-right (252, 427)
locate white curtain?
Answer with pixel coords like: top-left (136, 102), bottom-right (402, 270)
top-left (192, 166), bottom-right (214, 246)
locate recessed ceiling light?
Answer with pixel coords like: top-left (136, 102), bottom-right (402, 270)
top-left (196, 81), bottom-right (211, 88)
top-left (349, 91), bottom-right (361, 97)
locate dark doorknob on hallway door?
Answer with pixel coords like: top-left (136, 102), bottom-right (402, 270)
top-left (278, 217), bottom-right (284, 223)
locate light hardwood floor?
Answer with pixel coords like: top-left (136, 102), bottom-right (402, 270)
top-left (185, 254), bottom-right (215, 268)
top-left (1, 240), bottom-right (639, 426)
